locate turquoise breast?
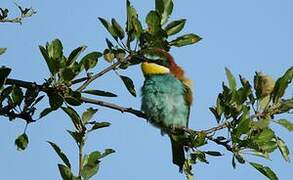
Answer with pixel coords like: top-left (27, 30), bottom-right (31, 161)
top-left (141, 74), bottom-right (189, 129)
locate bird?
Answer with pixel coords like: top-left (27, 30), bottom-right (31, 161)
top-left (140, 48), bottom-right (193, 171)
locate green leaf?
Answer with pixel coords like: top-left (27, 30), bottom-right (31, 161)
top-left (80, 52), bottom-right (102, 71)
top-left (48, 93), bottom-right (63, 110)
top-left (255, 128), bottom-right (275, 144)
top-left (232, 156), bottom-right (236, 169)
top-left (209, 107), bottom-right (221, 123)
top-left (66, 130), bottom-right (83, 145)
top-left (98, 17), bottom-right (117, 39)
top-left (126, 0), bottom-right (138, 45)
top-left (164, 19), bottom-right (186, 36)
top-left (24, 88), bottom-right (39, 107)
top-left (48, 141), bottom-right (71, 168)
top-left (0, 66), bottom-right (11, 88)
top-left (82, 89), bottom-right (117, 97)
top-left (169, 33), bottom-right (202, 47)
top-left (132, 17), bottom-right (143, 38)
top-left (251, 151), bottom-right (270, 160)
top-left (155, 0), bottom-right (174, 25)
top-left (39, 45), bottom-right (57, 75)
top-left (11, 86), bottom-right (23, 106)
top-left (48, 39), bottom-right (63, 59)
top-left (190, 151), bottom-right (209, 164)
top-left (82, 107), bottom-right (98, 124)
top-left (235, 154), bottom-right (245, 164)
top-left (119, 75), bottom-right (136, 97)
top-left (225, 67), bottom-right (237, 90)
top-left (67, 46), bottom-right (87, 66)
top-left (233, 110), bottom-right (251, 139)
top-left (275, 119), bottom-right (293, 132)
top-left (103, 49), bottom-right (115, 63)
top-left (60, 67), bottom-right (76, 82)
top-left (146, 10), bottom-right (161, 34)
top-left (272, 67), bottom-right (293, 103)
top-left (15, 133), bottom-right (29, 151)
top-left (276, 137), bottom-right (290, 162)
top-left (111, 18), bottom-right (125, 39)
top-left (204, 151), bottom-right (223, 157)
top-left (250, 162), bottom-right (278, 180)
top-left (58, 164), bottom-right (74, 180)
top-left (39, 107), bottom-right (53, 119)
top-left (100, 148), bottom-right (115, 159)
top-left (64, 96), bottom-right (82, 106)
top-left (62, 106), bottom-right (83, 131)
top-left (0, 48), bottom-right (6, 55)
top-left (90, 122), bottom-right (111, 132)
top-left (81, 151), bottom-right (101, 180)
top-left (0, 86), bottom-right (12, 103)
top-left (279, 99), bottom-right (293, 113)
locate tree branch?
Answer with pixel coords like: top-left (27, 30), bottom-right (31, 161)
top-left (4, 78), bottom-right (230, 141)
top-left (0, 5), bottom-right (36, 24)
top-left (76, 61), bottom-right (121, 92)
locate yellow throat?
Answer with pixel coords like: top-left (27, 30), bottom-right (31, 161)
top-left (141, 62), bottom-right (170, 75)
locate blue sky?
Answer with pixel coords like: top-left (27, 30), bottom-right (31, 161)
top-left (0, 0), bottom-right (292, 179)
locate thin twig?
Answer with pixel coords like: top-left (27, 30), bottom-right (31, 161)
top-left (81, 96), bottom-right (146, 118)
top-left (76, 61), bottom-right (121, 92)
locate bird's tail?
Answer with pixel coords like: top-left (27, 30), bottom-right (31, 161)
top-left (170, 136), bottom-right (185, 172)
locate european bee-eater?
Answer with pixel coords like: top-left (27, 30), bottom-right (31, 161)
top-left (141, 49), bottom-right (193, 171)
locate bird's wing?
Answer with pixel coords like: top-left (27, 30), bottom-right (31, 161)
top-left (181, 77), bottom-right (193, 124)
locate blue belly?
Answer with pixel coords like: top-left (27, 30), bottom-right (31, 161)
top-left (141, 74), bottom-right (189, 128)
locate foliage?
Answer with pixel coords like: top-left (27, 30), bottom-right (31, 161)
top-left (0, 0), bottom-right (292, 179)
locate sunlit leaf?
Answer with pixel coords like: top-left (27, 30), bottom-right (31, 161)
top-left (67, 46), bottom-right (87, 66)
top-left (39, 45), bottom-right (57, 75)
top-left (80, 52), bottom-right (102, 71)
top-left (225, 67), bottom-right (237, 91)
top-left (58, 164), bottom-right (74, 180)
top-left (82, 107), bottom-right (98, 124)
top-left (62, 106), bottom-right (83, 131)
top-left (100, 148), bottom-right (115, 159)
top-left (48, 141), bottom-right (71, 168)
top-left (111, 18), bottom-right (125, 39)
top-left (98, 17), bottom-right (117, 39)
top-left (272, 67), bottom-right (293, 103)
top-left (126, 0), bottom-right (138, 45)
top-left (103, 49), bottom-right (115, 63)
top-left (0, 48), bottom-right (6, 55)
top-left (67, 130), bottom-right (83, 145)
top-left (164, 19), bottom-right (186, 36)
top-left (155, 0), bottom-right (174, 25)
top-left (146, 10), bottom-right (161, 34)
top-left (169, 33), bottom-right (201, 47)
top-left (250, 162), bottom-right (278, 180)
top-left (276, 137), bottom-right (290, 162)
top-left (132, 17), bottom-right (143, 38)
top-left (48, 39), bottom-right (63, 60)
top-left (275, 119), bottom-right (293, 132)
top-left (90, 122), bottom-right (111, 132)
